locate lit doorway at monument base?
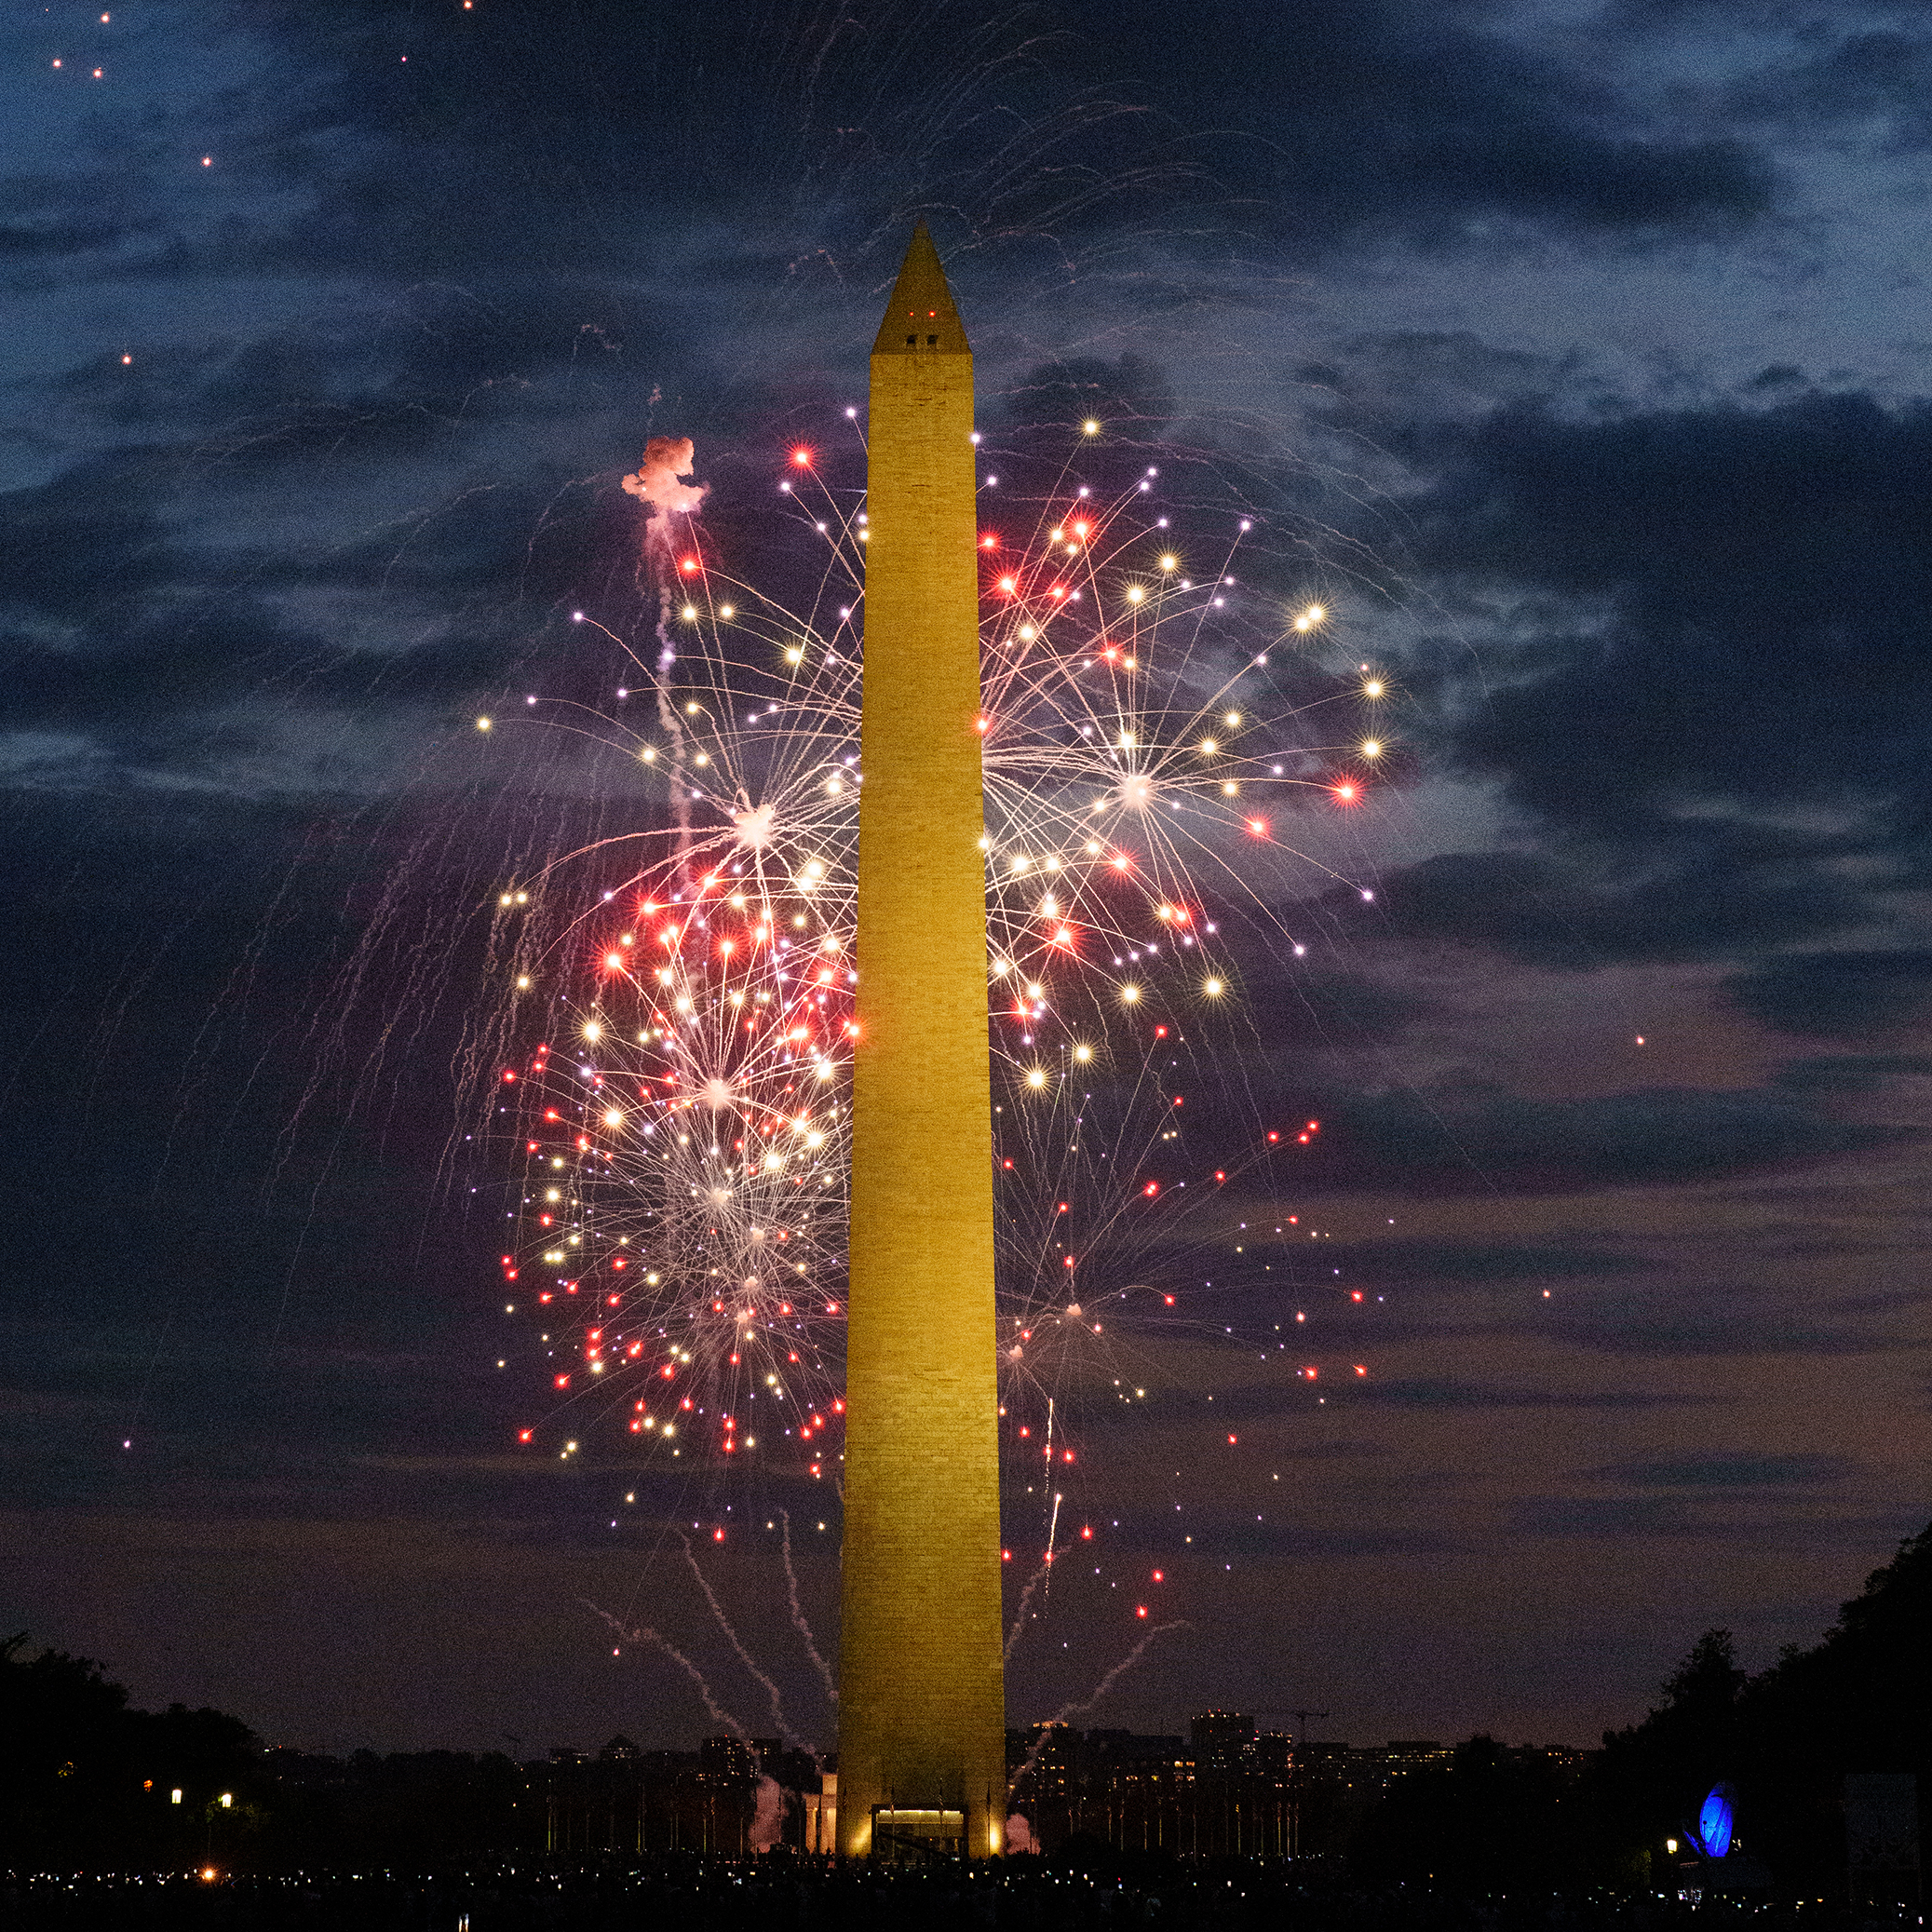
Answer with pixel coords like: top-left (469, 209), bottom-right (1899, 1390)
top-left (871, 1807), bottom-right (966, 1863)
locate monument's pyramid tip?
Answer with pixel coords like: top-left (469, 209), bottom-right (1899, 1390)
top-left (872, 223), bottom-right (969, 356)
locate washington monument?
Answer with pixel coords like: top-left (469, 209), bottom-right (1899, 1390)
top-left (835, 227), bottom-right (1007, 1858)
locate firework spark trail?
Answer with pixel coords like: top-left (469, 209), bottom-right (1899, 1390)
top-left (623, 436), bottom-right (709, 870)
top-left (1007, 1620), bottom-right (1194, 1800)
top-left (653, 588), bottom-right (692, 871)
top-left (1043, 1483), bottom-right (1063, 1606)
top-left (582, 1597), bottom-right (749, 1739)
top-left (677, 1531), bottom-right (811, 1750)
top-left (777, 1507), bottom-right (838, 1704)
top-left (1004, 1552), bottom-right (1057, 1664)
top-left (1052, 1620), bottom-right (1192, 1723)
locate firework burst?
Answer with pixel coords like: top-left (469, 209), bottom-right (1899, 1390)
top-left (486, 416), bottom-right (1389, 1533)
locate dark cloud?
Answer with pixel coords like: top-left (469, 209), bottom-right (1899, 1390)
top-left (1414, 392), bottom-right (1932, 833)
top-left (1243, 965), bottom-right (1444, 1055)
top-left (1088, 1492), bottom-right (1458, 1559)
top-left (0, 152), bottom-right (159, 294)
top-left (0, 439), bottom-right (626, 777)
top-left (1511, 1494), bottom-right (1767, 1540)
top-left (1769, 1050), bottom-right (1932, 1097)
top-left (203, 0), bottom-right (1781, 303)
top-left (1544, 1283), bottom-right (1902, 1362)
top-left (1588, 1451), bottom-right (1857, 1492)
top-left (1068, 0), bottom-right (1777, 247)
top-left (1330, 1236), bottom-right (1650, 1287)
top-left (229, 4), bottom-right (1170, 285)
top-left (1326, 391), bottom-right (1932, 985)
top-left (1298, 1078), bottom-right (1905, 1195)
top-left (1723, 19), bottom-right (1932, 151)
top-left (1336, 839), bottom-right (1866, 968)
top-left (1727, 950), bottom-right (1932, 1041)
top-left (1354, 1378), bottom-right (1686, 1412)
top-left (1772, 1050), bottom-right (1932, 1094)
top-left (0, 215), bottom-right (128, 261)
top-left (1190, 1517), bottom-right (1460, 1560)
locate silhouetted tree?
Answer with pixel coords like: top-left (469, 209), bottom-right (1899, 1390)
top-left (1581, 1627), bottom-right (1746, 1885)
top-left (1736, 1522), bottom-right (1932, 1892)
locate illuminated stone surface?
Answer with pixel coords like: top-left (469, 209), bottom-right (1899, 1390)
top-left (836, 227), bottom-right (1005, 1858)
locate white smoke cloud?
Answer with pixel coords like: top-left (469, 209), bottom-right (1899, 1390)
top-left (750, 1775), bottom-right (787, 1852)
top-left (622, 435), bottom-right (708, 522)
top-left (1006, 1813), bottom-right (1036, 1854)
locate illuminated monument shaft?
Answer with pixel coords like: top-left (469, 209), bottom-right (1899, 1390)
top-left (836, 228), bottom-right (1006, 1858)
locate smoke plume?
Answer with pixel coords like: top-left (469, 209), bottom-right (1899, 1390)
top-left (750, 1775), bottom-right (787, 1852)
top-left (621, 435), bottom-right (708, 523)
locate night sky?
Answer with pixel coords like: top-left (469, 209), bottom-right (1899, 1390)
top-left (5, 1), bottom-right (1928, 1763)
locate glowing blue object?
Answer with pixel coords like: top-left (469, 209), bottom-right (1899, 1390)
top-left (1694, 1782), bottom-right (1736, 1858)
